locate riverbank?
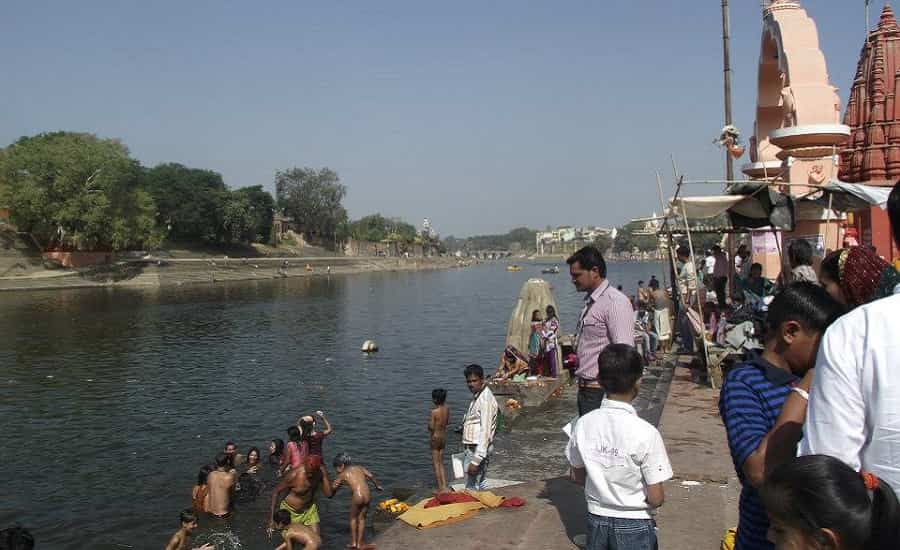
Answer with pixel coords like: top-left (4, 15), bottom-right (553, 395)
top-left (372, 359), bottom-right (739, 549)
top-left (0, 256), bottom-right (463, 292)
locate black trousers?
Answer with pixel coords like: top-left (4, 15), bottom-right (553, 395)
top-left (577, 386), bottom-right (605, 416)
top-left (713, 276), bottom-right (728, 310)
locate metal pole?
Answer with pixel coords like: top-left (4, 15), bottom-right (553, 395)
top-left (722, 0), bottom-right (735, 182)
top-left (680, 203), bottom-right (713, 387)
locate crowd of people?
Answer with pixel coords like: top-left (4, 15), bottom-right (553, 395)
top-left (151, 362), bottom-right (502, 550)
top-left (162, 411), bottom-right (386, 550)
top-left (561, 180), bottom-right (900, 550)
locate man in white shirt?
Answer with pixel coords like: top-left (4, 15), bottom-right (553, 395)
top-left (567, 344), bottom-right (672, 550)
top-left (800, 181), bottom-right (900, 493)
top-left (461, 364), bottom-right (498, 490)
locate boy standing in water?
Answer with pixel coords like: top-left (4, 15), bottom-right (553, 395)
top-left (271, 510), bottom-right (321, 550)
top-left (330, 452), bottom-right (382, 550)
top-left (164, 510), bottom-right (213, 550)
top-left (429, 388), bottom-right (449, 491)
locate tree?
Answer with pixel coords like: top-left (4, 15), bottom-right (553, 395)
top-left (593, 233), bottom-right (613, 253)
top-left (613, 221), bottom-right (658, 254)
top-left (275, 167), bottom-right (348, 242)
top-left (234, 185), bottom-right (275, 243)
top-left (142, 163), bottom-right (227, 243)
top-left (0, 132), bottom-right (160, 250)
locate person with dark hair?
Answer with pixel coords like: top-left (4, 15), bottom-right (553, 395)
top-left (720, 283), bottom-right (844, 550)
top-left (329, 452), bottom-right (382, 550)
top-left (567, 245), bottom-right (635, 416)
top-left (191, 465), bottom-right (213, 513)
top-left (461, 364), bottom-right (498, 490)
top-left (207, 453), bottom-right (237, 520)
top-left (298, 411), bottom-right (332, 458)
top-left (282, 426), bottom-right (309, 475)
top-left (801, 180), bottom-right (900, 495)
top-left (244, 446), bottom-right (261, 475)
top-left (762, 455), bottom-right (900, 550)
top-left (566, 344), bottom-right (672, 550)
top-left (223, 441), bottom-right (244, 469)
top-left (164, 510), bottom-right (213, 550)
top-left (647, 277), bottom-right (673, 352)
top-left (744, 262), bottom-right (776, 309)
top-left (271, 509), bottom-right (321, 550)
top-left (543, 305), bottom-right (560, 378)
top-left (269, 455), bottom-right (334, 536)
top-left (527, 309), bottom-right (546, 376)
top-left (269, 438), bottom-right (285, 466)
top-left (712, 245), bottom-right (729, 310)
top-left (787, 239), bottom-right (818, 284)
top-left (0, 525), bottom-right (35, 550)
top-left (818, 246), bottom-right (900, 308)
top-left (675, 245), bottom-right (699, 353)
top-left (429, 388), bottom-right (450, 491)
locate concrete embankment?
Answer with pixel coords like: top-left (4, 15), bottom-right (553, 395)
top-left (0, 256), bottom-right (462, 292)
top-left (372, 359), bottom-right (738, 549)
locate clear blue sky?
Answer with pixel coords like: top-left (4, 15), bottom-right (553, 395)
top-left (0, 0), bottom-right (877, 236)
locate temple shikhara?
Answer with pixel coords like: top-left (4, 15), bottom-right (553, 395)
top-left (840, 4), bottom-right (900, 262)
top-left (737, 0), bottom-right (900, 270)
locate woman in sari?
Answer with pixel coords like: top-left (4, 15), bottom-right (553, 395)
top-left (528, 309), bottom-right (545, 376)
top-left (819, 246), bottom-right (900, 309)
top-left (542, 305), bottom-right (560, 377)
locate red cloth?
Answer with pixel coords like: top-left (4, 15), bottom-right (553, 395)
top-left (500, 497), bottom-right (526, 507)
top-left (424, 492), bottom-right (480, 508)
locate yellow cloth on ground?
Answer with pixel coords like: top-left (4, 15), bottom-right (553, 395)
top-left (397, 491), bottom-right (505, 529)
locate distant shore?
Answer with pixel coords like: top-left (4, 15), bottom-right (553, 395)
top-left (0, 256), bottom-right (462, 292)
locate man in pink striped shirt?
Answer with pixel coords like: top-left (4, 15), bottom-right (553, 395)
top-left (567, 246), bottom-right (636, 416)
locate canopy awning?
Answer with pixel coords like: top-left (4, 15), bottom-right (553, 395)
top-left (811, 181), bottom-right (892, 212)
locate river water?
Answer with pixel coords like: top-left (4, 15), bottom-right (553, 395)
top-left (0, 261), bottom-right (663, 550)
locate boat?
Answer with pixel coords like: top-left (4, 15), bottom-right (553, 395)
top-left (489, 278), bottom-right (571, 410)
top-left (505, 265), bottom-right (522, 272)
top-left (541, 265), bottom-right (560, 274)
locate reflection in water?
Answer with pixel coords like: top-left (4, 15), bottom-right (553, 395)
top-left (0, 262), bottom-right (662, 549)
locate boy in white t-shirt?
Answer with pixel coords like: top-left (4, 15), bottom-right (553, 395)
top-left (566, 344), bottom-right (673, 550)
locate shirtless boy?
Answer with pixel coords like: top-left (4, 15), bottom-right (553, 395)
top-left (271, 510), bottom-right (321, 550)
top-left (164, 510), bottom-right (213, 550)
top-left (269, 455), bottom-right (333, 536)
top-left (330, 453), bottom-right (382, 550)
top-left (207, 453), bottom-right (237, 519)
top-left (429, 388), bottom-right (449, 491)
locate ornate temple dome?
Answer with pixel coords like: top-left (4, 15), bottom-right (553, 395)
top-left (840, 5), bottom-right (900, 184)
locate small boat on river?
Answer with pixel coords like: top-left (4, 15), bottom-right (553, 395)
top-left (505, 265), bottom-right (522, 272)
top-left (541, 266), bottom-right (560, 274)
top-left (489, 278), bottom-right (571, 410)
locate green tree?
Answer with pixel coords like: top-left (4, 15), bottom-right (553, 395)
top-left (593, 232), bottom-right (613, 253)
top-left (234, 185), bottom-right (275, 243)
top-left (613, 221), bottom-right (658, 254)
top-left (220, 193), bottom-right (254, 244)
top-left (142, 163), bottom-right (227, 243)
top-left (0, 132), bottom-right (160, 250)
top-left (275, 167), bottom-right (347, 242)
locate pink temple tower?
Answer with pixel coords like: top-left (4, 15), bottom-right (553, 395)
top-left (839, 4), bottom-right (900, 262)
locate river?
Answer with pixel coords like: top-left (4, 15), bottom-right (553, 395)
top-left (0, 261), bottom-right (663, 550)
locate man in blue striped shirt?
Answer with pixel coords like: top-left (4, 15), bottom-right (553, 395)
top-left (719, 283), bottom-right (843, 550)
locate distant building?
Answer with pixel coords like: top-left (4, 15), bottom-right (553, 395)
top-left (535, 225), bottom-right (614, 255)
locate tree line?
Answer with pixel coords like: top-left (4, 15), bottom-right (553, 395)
top-left (0, 132), bottom-right (422, 253)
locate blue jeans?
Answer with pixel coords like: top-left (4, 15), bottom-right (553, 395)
top-left (463, 448), bottom-right (490, 490)
top-left (586, 514), bottom-right (656, 550)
